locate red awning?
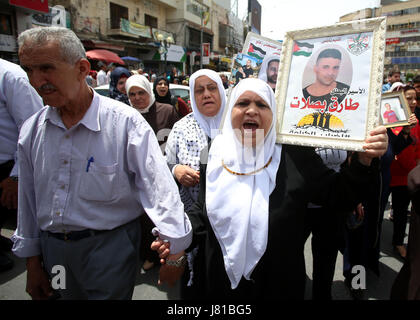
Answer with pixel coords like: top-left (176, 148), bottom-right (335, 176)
top-left (9, 0), bottom-right (49, 13)
top-left (86, 49), bottom-right (125, 65)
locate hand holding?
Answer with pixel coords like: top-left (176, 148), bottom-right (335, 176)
top-left (358, 125), bottom-right (388, 166)
top-left (0, 177), bottom-right (18, 210)
top-left (174, 165), bottom-right (200, 187)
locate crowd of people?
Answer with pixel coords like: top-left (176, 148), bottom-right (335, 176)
top-left (0, 26), bottom-right (419, 301)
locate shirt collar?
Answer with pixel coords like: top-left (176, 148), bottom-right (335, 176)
top-left (43, 88), bottom-right (101, 132)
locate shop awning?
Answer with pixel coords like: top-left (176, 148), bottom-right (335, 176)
top-left (86, 49), bottom-right (125, 65)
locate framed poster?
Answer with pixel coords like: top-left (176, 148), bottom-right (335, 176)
top-left (231, 53), bottom-right (261, 86)
top-left (241, 32), bottom-right (282, 90)
top-left (380, 91), bottom-right (411, 128)
top-left (275, 17), bottom-right (386, 151)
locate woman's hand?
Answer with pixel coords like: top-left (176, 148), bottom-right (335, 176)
top-left (151, 238), bottom-right (171, 264)
top-left (358, 125), bottom-right (388, 166)
top-left (174, 165), bottom-right (200, 187)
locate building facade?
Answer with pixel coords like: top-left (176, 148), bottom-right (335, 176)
top-left (340, 0), bottom-right (420, 79)
top-left (2, 0), bottom-right (244, 75)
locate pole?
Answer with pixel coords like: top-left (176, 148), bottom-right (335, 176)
top-left (200, 11), bottom-right (203, 70)
top-left (164, 41), bottom-right (167, 72)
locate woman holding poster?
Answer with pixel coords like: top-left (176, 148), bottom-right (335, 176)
top-left (153, 78), bottom-right (388, 299)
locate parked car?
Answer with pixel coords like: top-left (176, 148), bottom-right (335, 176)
top-left (94, 84), bottom-right (110, 97)
top-left (94, 83), bottom-right (190, 104)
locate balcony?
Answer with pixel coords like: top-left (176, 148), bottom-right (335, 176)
top-left (154, 0), bottom-right (177, 9)
top-left (106, 18), bottom-right (152, 40)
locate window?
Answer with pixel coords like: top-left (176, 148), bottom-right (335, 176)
top-left (145, 14), bottom-right (157, 28)
top-left (110, 2), bottom-right (128, 29)
top-left (0, 14), bottom-right (12, 35)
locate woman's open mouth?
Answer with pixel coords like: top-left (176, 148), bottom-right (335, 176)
top-left (243, 121), bottom-right (259, 132)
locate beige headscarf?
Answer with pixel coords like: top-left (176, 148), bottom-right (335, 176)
top-left (125, 74), bottom-right (155, 113)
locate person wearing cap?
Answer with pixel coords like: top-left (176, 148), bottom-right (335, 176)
top-left (153, 78), bottom-right (388, 299)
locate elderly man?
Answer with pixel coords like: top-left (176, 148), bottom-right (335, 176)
top-left (0, 58), bottom-right (43, 272)
top-left (13, 27), bottom-right (191, 300)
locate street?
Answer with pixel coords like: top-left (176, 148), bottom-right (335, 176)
top-left (0, 204), bottom-right (406, 300)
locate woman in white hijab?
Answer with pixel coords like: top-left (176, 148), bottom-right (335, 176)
top-left (125, 74), bottom-right (180, 272)
top-left (165, 69), bottom-right (226, 212)
top-left (125, 74), bottom-right (180, 143)
top-left (155, 78), bottom-right (388, 299)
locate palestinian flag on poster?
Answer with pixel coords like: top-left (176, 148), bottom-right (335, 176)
top-left (247, 43), bottom-right (266, 60)
top-left (293, 41), bottom-right (314, 57)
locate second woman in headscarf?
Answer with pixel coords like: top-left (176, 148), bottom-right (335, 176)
top-left (153, 76), bottom-right (191, 117)
top-left (125, 74), bottom-right (180, 272)
top-left (109, 66), bottom-right (132, 105)
top-left (125, 74), bottom-right (180, 143)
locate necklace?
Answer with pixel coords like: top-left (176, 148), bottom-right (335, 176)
top-left (222, 157), bottom-right (272, 176)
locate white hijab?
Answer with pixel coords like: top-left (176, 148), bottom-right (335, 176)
top-left (189, 69), bottom-right (227, 138)
top-left (125, 74), bottom-right (156, 113)
top-left (206, 78), bottom-right (282, 289)
top-left (258, 53), bottom-right (280, 83)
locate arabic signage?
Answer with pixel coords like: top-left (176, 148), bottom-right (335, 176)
top-left (9, 0), bottom-right (49, 13)
top-left (238, 32), bottom-right (282, 90)
top-left (120, 18), bottom-right (151, 38)
top-left (282, 33), bottom-right (373, 143)
top-left (31, 5), bottom-right (67, 27)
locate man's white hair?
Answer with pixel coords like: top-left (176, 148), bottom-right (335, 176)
top-left (18, 27), bottom-right (86, 65)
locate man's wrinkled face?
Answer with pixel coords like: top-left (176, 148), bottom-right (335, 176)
top-left (19, 41), bottom-right (86, 108)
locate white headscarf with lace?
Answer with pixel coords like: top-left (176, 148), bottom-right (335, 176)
top-left (205, 78), bottom-right (282, 289)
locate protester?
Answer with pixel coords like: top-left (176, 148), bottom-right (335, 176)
top-left (109, 66), bottom-right (131, 105)
top-left (126, 74), bottom-right (180, 143)
top-left (96, 61), bottom-right (108, 86)
top-left (382, 69), bottom-right (401, 93)
top-left (153, 78), bottom-right (388, 299)
top-left (391, 164), bottom-right (420, 300)
top-left (13, 26), bottom-right (191, 300)
top-left (165, 69), bottom-right (226, 212)
top-left (0, 58), bottom-right (43, 273)
top-left (153, 76), bottom-right (191, 117)
top-left (164, 69), bottom-right (227, 298)
top-left (303, 148), bottom-right (349, 300)
top-left (125, 74), bottom-right (180, 271)
top-left (389, 85), bottom-right (420, 259)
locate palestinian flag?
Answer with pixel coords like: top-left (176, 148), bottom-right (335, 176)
top-left (293, 41), bottom-right (314, 57)
top-left (247, 43), bottom-right (266, 60)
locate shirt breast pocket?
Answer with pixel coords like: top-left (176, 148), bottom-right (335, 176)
top-left (79, 163), bottom-right (118, 202)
